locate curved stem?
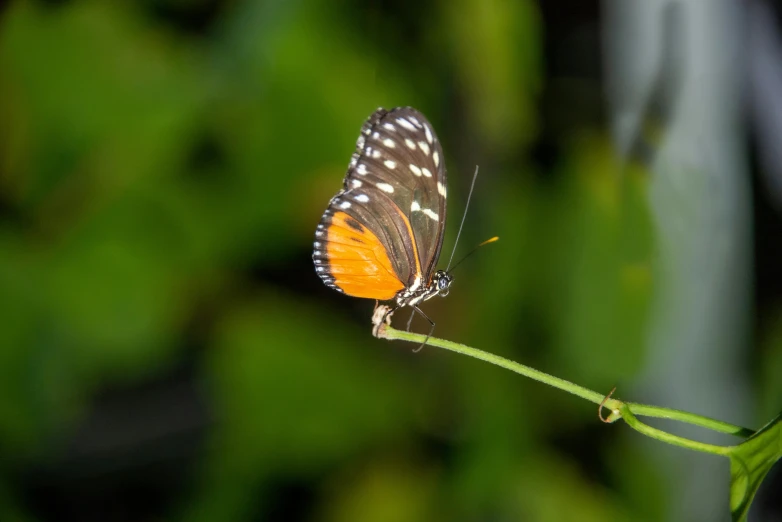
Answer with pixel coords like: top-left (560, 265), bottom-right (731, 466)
top-left (378, 325), bottom-right (754, 444)
top-left (380, 325), bottom-right (608, 404)
top-left (618, 405), bottom-right (732, 456)
top-left (625, 402), bottom-right (755, 438)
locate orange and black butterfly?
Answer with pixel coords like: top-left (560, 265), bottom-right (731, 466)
top-left (313, 107), bottom-right (452, 334)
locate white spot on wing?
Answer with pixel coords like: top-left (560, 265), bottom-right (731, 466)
top-left (383, 123), bottom-right (395, 131)
top-left (433, 151), bottom-right (440, 167)
top-left (371, 150), bottom-right (381, 158)
top-left (418, 141), bottom-right (430, 155)
top-left (405, 138), bottom-right (416, 150)
top-left (437, 181), bottom-right (446, 197)
top-left (351, 179), bottom-right (362, 188)
top-left (382, 138), bottom-right (395, 148)
top-left (397, 118), bottom-right (415, 131)
top-left (423, 208), bottom-right (439, 221)
top-left (409, 164), bottom-right (422, 177)
top-left (355, 194), bottom-right (370, 203)
top-left (314, 242), bottom-right (321, 248)
top-left (372, 131), bottom-right (379, 139)
top-left (340, 201), bottom-right (351, 209)
top-left (424, 124), bottom-right (433, 144)
top-left (410, 200), bottom-right (437, 220)
top-left (408, 115), bottom-right (422, 127)
top-left (383, 159), bottom-right (396, 169)
top-left (377, 182), bottom-right (394, 193)
top-left (422, 167), bottom-right (432, 178)
top-left (357, 164), bottom-right (368, 175)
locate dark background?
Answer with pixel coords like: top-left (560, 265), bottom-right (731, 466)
top-left (0, 1), bottom-right (780, 521)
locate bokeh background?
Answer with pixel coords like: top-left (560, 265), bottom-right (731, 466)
top-left (1, 0), bottom-right (781, 521)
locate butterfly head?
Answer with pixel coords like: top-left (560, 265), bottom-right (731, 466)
top-left (398, 269), bottom-right (453, 308)
top-left (432, 269), bottom-right (453, 298)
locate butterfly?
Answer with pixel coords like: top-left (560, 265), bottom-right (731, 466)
top-left (313, 107), bottom-right (452, 340)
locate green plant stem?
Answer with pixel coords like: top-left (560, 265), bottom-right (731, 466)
top-left (378, 326), bottom-right (754, 453)
top-left (618, 405), bottom-right (732, 456)
top-left (383, 326), bottom-right (608, 403)
top-left (624, 402), bottom-right (755, 438)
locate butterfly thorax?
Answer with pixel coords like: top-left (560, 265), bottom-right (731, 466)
top-left (395, 269), bottom-right (452, 307)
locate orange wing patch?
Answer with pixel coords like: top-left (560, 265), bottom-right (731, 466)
top-left (325, 211), bottom-right (404, 300)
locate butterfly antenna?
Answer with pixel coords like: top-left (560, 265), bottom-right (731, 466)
top-left (445, 165), bottom-right (480, 272)
top-left (447, 236), bottom-right (499, 274)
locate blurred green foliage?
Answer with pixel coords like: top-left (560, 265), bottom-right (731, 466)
top-left (0, 1), bottom-right (778, 521)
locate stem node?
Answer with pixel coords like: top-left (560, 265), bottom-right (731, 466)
top-left (599, 387), bottom-right (621, 423)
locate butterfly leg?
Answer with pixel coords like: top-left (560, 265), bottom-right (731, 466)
top-left (411, 305), bottom-right (435, 353)
top-left (381, 304), bottom-right (398, 328)
top-left (406, 308), bottom-right (416, 332)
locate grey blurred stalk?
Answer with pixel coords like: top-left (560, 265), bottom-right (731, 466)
top-left (603, 1), bottom-right (753, 521)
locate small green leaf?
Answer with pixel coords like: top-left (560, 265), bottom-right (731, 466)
top-left (728, 412), bottom-right (782, 521)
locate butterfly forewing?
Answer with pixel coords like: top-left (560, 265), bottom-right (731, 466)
top-left (314, 107), bottom-right (447, 300)
top-left (345, 108), bottom-right (447, 282)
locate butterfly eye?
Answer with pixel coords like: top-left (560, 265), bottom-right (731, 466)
top-left (436, 271), bottom-right (452, 296)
